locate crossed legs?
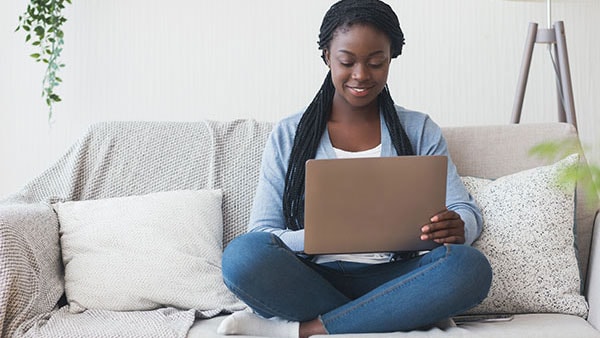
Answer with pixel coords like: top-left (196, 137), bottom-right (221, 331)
top-left (220, 232), bottom-right (492, 336)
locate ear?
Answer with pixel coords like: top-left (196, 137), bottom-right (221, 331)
top-left (323, 49), bottom-right (331, 67)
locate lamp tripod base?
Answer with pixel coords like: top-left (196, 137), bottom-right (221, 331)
top-left (510, 21), bottom-right (577, 129)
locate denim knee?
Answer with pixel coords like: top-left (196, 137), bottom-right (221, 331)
top-left (223, 232), bottom-right (274, 262)
top-left (447, 244), bottom-right (493, 305)
top-left (222, 232), bottom-right (275, 284)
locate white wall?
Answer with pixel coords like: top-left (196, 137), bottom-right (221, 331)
top-left (1, 0), bottom-right (599, 197)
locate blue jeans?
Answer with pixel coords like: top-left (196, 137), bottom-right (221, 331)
top-left (222, 232), bottom-right (492, 334)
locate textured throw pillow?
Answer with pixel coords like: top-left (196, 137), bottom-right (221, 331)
top-left (54, 190), bottom-right (246, 317)
top-left (461, 154), bottom-right (588, 317)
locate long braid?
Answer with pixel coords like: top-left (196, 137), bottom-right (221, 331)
top-left (284, 72), bottom-right (335, 230)
top-left (380, 86), bottom-right (414, 156)
top-left (283, 0), bottom-right (413, 230)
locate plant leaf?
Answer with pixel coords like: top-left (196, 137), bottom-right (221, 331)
top-left (34, 26), bottom-right (44, 38)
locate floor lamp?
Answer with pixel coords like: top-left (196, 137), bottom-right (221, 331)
top-left (510, 0), bottom-right (578, 129)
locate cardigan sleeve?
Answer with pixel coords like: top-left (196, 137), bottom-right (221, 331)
top-left (247, 115), bottom-right (305, 252)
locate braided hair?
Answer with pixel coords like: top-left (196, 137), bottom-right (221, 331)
top-left (283, 0), bottom-right (414, 230)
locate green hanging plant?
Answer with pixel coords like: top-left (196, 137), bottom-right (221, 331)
top-left (16, 0), bottom-right (72, 121)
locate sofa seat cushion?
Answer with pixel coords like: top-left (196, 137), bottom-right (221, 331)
top-left (187, 314), bottom-right (600, 338)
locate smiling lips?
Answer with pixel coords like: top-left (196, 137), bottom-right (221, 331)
top-left (347, 85), bottom-right (373, 97)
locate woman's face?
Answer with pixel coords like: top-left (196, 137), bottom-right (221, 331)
top-left (325, 24), bottom-right (392, 114)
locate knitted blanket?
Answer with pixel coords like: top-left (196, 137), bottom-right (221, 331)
top-left (0, 120), bottom-right (273, 337)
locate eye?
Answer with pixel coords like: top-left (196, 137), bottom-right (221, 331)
top-left (369, 63), bottom-right (384, 69)
top-left (339, 61), bottom-right (354, 67)
top-left (368, 58), bottom-right (387, 68)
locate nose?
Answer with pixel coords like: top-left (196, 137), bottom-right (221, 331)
top-left (352, 63), bottom-right (369, 81)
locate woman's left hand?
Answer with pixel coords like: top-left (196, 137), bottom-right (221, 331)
top-left (420, 209), bottom-right (465, 244)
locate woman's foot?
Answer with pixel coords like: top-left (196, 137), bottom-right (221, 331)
top-left (299, 318), bottom-right (328, 338)
top-left (217, 311), bottom-right (299, 338)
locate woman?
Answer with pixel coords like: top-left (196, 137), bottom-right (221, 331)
top-left (218, 1), bottom-right (492, 337)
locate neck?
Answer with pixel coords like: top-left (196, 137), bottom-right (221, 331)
top-left (330, 98), bottom-right (379, 123)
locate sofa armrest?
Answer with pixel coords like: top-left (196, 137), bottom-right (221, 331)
top-left (0, 203), bottom-right (64, 337)
top-left (587, 210), bottom-right (600, 329)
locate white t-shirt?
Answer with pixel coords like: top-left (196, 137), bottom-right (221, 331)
top-left (312, 143), bottom-right (395, 265)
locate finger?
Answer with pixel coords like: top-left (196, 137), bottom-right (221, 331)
top-left (422, 219), bottom-right (462, 233)
top-left (430, 209), bottom-right (460, 222)
top-left (421, 229), bottom-right (452, 240)
top-left (425, 228), bottom-right (453, 239)
top-left (421, 231), bottom-right (465, 244)
top-left (422, 227), bottom-right (465, 242)
top-left (433, 235), bottom-right (465, 244)
top-left (421, 223), bottom-right (464, 240)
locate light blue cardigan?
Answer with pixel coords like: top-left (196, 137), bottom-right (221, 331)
top-left (248, 106), bottom-right (483, 252)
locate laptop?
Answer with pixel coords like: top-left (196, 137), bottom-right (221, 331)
top-left (303, 155), bottom-right (447, 255)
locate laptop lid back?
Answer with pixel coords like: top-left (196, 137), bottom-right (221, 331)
top-left (304, 155), bottom-right (447, 255)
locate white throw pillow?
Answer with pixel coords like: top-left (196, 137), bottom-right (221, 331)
top-left (461, 154), bottom-right (588, 317)
top-left (54, 189), bottom-right (246, 317)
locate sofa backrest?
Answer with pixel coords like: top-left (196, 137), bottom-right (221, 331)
top-left (8, 120), bottom-right (597, 286)
top-left (8, 120), bottom-right (273, 248)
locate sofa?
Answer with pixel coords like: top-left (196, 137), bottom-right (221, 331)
top-left (1, 119), bottom-right (599, 338)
